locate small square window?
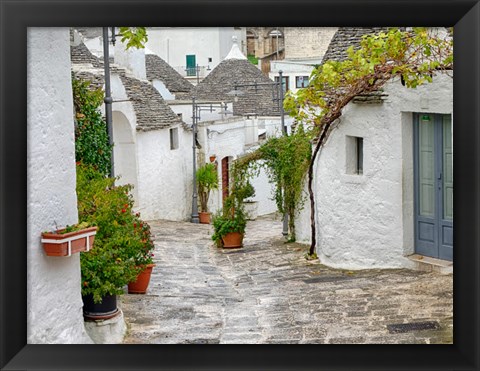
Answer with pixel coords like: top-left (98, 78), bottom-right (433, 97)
top-left (208, 57), bottom-right (213, 63)
top-left (346, 136), bottom-right (363, 175)
top-left (170, 128), bottom-right (179, 150)
top-left (295, 76), bottom-right (309, 88)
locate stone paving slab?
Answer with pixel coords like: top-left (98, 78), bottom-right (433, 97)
top-left (121, 214), bottom-right (453, 344)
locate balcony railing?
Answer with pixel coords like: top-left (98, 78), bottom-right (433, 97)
top-left (173, 65), bottom-right (211, 80)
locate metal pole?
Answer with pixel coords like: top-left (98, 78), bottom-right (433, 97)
top-left (279, 70), bottom-right (286, 135)
top-left (196, 64), bottom-right (200, 85)
top-left (278, 70), bottom-right (289, 237)
top-left (103, 27), bottom-right (115, 178)
top-left (191, 97), bottom-right (200, 223)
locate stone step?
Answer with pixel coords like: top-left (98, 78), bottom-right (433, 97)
top-left (407, 254), bottom-right (453, 275)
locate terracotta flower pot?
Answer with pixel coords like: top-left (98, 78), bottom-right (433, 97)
top-left (222, 232), bottom-right (244, 249)
top-left (41, 226), bottom-right (98, 257)
top-left (198, 212), bottom-right (211, 224)
top-left (128, 264), bottom-right (155, 294)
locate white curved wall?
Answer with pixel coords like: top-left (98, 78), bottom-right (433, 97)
top-left (27, 28), bottom-right (92, 344)
top-left (295, 74), bottom-right (453, 269)
top-left (136, 126), bottom-right (193, 221)
top-left (114, 40), bottom-right (147, 80)
top-left (112, 111), bottom-right (139, 202)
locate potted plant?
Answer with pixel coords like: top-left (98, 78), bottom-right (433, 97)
top-left (212, 211), bottom-right (247, 248)
top-left (196, 162), bottom-right (219, 224)
top-left (76, 163), bottom-right (146, 319)
top-left (41, 221), bottom-right (97, 257)
top-left (211, 179), bottom-right (251, 248)
top-left (127, 216), bottom-right (156, 294)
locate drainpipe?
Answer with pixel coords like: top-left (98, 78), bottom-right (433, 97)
top-left (103, 27), bottom-right (115, 178)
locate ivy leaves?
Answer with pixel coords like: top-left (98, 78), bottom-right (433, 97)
top-left (72, 77), bottom-right (113, 176)
top-left (232, 125), bottom-right (312, 241)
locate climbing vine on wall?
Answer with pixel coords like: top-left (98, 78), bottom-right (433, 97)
top-left (72, 77), bottom-right (112, 176)
top-left (233, 124), bottom-right (313, 241)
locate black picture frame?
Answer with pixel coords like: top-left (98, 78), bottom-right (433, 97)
top-left (1, 0), bottom-right (479, 370)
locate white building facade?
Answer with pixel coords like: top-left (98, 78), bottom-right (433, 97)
top-left (27, 28), bottom-right (93, 344)
top-left (295, 74), bottom-right (453, 269)
top-left (145, 27), bottom-right (246, 82)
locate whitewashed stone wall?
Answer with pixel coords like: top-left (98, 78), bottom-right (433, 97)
top-left (269, 60), bottom-right (318, 94)
top-left (83, 36), bottom-right (105, 58)
top-left (201, 117), bottom-right (282, 216)
top-left (135, 126), bottom-right (193, 221)
top-left (27, 28), bottom-right (92, 344)
top-left (295, 75), bottom-right (453, 269)
top-left (110, 74), bottom-right (140, 203)
top-left (152, 79), bottom-right (175, 100)
top-left (284, 28), bottom-right (337, 59)
top-left (114, 41), bottom-right (147, 80)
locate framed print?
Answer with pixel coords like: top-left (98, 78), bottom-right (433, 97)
top-left (1, 0), bottom-right (479, 370)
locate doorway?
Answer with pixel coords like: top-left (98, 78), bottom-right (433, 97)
top-left (221, 157), bottom-right (229, 204)
top-left (414, 113), bottom-right (453, 261)
top-left (186, 55), bottom-right (196, 77)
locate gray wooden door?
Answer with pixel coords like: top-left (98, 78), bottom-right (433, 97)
top-left (414, 114), bottom-right (453, 261)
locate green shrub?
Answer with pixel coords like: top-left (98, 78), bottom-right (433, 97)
top-left (76, 163), bottom-right (154, 303)
top-left (247, 54), bottom-right (258, 65)
top-left (72, 77), bottom-right (112, 176)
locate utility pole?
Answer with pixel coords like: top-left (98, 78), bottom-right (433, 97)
top-left (103, 27), bottom-right (115, 178)
top-left (191, 97), bottom-right (200, 223)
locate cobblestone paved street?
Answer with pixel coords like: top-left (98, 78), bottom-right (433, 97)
top-left (121, 214), bottom-right (453, 344)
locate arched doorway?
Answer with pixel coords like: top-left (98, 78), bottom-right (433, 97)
top-left (221, 156), bottom-right (230, 204)
top-left (112, 111), bottom-right (139, 203)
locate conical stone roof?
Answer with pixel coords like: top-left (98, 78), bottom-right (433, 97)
top-left (145, 54), bottom-right (193, 98)
top-left (119, 74), bottom-right (183, 131)
top-left (321, 27), bottom-right (393, 104)
top-left (70, 41), bottom-right (183, 131)
top-left (321, 27), bottom-right (395, 64)
top-left (192, 56), bottom-right (281, 116)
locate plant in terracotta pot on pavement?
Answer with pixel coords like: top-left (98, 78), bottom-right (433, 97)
top-left (196, 162), bottom-right (219, 224)
top-left (211, 180), bottom-right (253, 249)
top-left (127, 215), bottom-right (156, 294)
